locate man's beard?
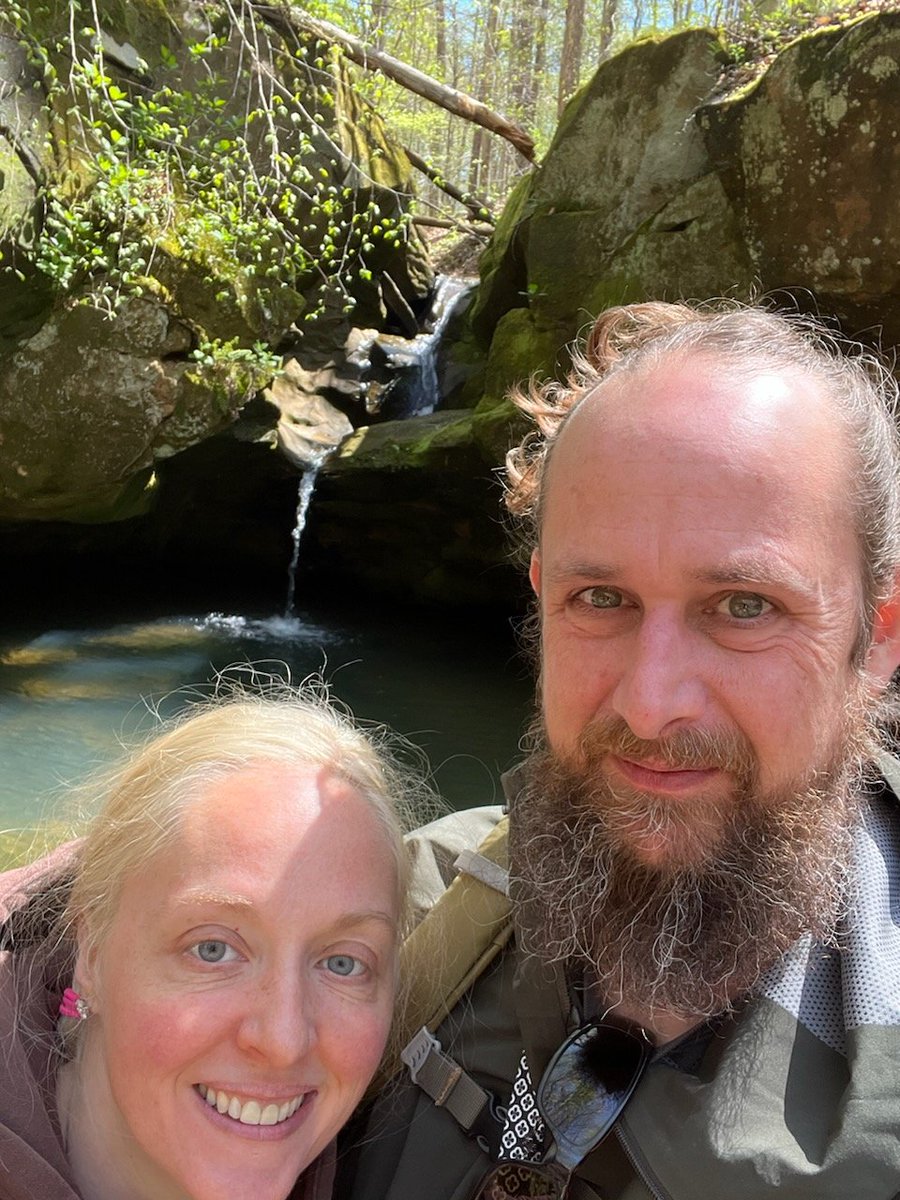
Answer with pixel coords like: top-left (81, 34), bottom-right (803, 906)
top-left (510, 705), bottom-right (875, 1022)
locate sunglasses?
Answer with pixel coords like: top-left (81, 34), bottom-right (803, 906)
top-left (471, 1022), bottom-right (651, 1199)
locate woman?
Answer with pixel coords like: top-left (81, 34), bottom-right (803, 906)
top-left (0, 689), bottom-right (417, 1200)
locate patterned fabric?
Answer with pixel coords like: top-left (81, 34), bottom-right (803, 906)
top-left (760, 795), bottom-right (900, 1052)
top-left (499, 1053), bottom-right (545, 1162)
top-left (476, 1162), bottom-right (561, 1198)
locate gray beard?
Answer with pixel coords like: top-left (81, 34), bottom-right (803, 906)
top-left (509, 715), bottom-right (873, 1022)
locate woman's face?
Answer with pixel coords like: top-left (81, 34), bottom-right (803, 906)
top-left (75, 761), bottom-right (400, 1200)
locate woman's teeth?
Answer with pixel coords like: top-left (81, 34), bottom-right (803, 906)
top-left (197, 1084), bottom-right (305, 1125)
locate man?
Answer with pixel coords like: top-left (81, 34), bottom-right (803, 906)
top-left (337, 302), bottom-right (900, 1199)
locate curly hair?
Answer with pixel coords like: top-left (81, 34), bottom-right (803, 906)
top-left (504, 301), bottom-right (900, 653)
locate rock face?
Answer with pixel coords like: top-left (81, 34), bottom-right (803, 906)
top-left (0, 0), bottom-right (431, 523)
top-left (0, 296), bottom-right (262, 521)
top-left (302, 410), bottom-right (523, 608)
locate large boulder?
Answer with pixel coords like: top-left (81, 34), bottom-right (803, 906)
top-left (0, 295), bottom-right (268, 521)
top-left (302, 410), bottom-right (523, 608)
top-left (472, 12), bottom-right (900, 406)
top-left (699, 11), bottom-right (900, 344)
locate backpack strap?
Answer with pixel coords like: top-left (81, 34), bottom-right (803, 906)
top-left (370, 816), bottom-right (513, 1099)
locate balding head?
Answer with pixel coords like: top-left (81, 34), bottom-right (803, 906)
top-left (506, 302), bottom-right (900, 660)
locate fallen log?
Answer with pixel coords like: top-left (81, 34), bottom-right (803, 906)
top-left (250, 2), bottom-right (535, 163)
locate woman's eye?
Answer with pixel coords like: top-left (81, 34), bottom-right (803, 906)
top-left (323, 954), bottom-right (365, 978)
top-left (576, 586), bottom-right (624, 609)
top-left (191, 940), bottom-right (236, 964)
top-left (719, 592), bottom-right (771, 620)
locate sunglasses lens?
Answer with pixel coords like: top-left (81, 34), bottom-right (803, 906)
top-left (537, 1025), bottom-right (649, 1165)
top-left (473, 1162), bottom-right (568, 1199)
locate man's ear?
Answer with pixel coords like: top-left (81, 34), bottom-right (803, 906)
top-left (866, 578), bottom-right (900, 688)
top-left (529, 550), bottom-right (542, 597)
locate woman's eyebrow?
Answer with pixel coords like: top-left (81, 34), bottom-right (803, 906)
top-left (173, 889), bottom-right (254, 910)
top-left (328, 911), bottom-right (397, 932)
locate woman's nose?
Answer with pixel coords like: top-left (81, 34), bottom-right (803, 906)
top-left (236, 973), bottom-right (316, 1068)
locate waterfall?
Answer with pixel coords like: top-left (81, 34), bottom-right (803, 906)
top-left (284, 450), bottom-right (330, 617)
top-left (374, 275), bottom-right (475, 419)
top-left (410, 275), bottom-right (473, 416)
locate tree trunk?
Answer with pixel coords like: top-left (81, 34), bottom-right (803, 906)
top-left (509, 0), bottom-right (536, 127)
top-left (371, 0), bottom-right (389, 50)
top-left (434, 0), bottom-right (447, 77)
top-left (597, 0), bottom-right (619, 59)
top-left (557, 0), bottom-right (586, 116)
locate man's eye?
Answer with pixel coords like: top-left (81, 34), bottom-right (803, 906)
top-left (719, 593), bottom-right (771, 620)
top-left (576, 586), bottom-right (623, 609)
top-left (191, 940), bottom-right (237, 964)
top-left (323, 954), bottom-right (365, 978)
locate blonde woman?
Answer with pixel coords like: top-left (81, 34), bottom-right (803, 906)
top-left (0, 691), bottom-right (416, 1200)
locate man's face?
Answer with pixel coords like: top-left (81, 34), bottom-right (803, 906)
top-left (531, 355), bottom-right (872, 872)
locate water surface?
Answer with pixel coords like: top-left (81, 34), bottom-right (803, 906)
top-left (0, 603), bottom-right (532, 840)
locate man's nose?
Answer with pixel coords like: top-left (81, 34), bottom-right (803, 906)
top-left (236, 971), bottom-right (315, 1068)
top-left (610, 608), bottom-right (706, 740)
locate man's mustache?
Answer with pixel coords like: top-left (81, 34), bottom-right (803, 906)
top-left (575, 716), bottom-right (757, 783)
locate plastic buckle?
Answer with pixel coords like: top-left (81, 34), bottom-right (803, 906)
top-left (401, 1025), bottom-right (442, 1084)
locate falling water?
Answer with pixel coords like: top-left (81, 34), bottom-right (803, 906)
top-left (373, 276), bottom-right (475, 418)
top-left (284, 452), bottom-right (330, 616)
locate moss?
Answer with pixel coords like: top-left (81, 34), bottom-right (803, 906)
top-left (469, 173), bottom-right (535, 342)
top-left (20, 0), bottom-right (176, 60)
top-left (481, 307), bottom-right (567, 405)
top-left (331, 411), bottom-right (476, 474)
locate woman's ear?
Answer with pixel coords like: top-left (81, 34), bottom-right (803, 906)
top-left (866, 578), bottom-right (900, 689)
top-left (72, 931), bottom-right (99, 1015)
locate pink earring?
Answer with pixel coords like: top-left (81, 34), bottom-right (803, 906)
top-left (59, 987), bottom-right (90, 1021)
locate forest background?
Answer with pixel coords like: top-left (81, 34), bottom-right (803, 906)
top-left (324, 0), bottom-right (861, 232)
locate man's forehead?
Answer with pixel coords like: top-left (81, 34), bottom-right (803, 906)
top-left (548, 355), bottom-right (849, 483)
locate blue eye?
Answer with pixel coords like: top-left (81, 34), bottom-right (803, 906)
top-left (577, 587), bottom-right (623, 609)
top-left (719, 593), bottom-right (771, 620)
top-left (324, 954), bottom-right (364, 977)
top-left (192, 940), bottom-right (234, 963)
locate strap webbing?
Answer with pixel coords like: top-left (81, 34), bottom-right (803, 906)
top-left (401, 1026), bottom-right (492, 1130)
top-left (370, 816), bottom-right (513, 1095)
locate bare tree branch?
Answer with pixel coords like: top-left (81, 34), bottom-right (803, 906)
top-left (412, 214), bottom-right (493, 237)
top-left (403, 146), bottom-right (494, 224)
top-left (250, 2), bottom-right (536, 162)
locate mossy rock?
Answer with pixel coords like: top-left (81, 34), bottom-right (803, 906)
top-left (699, 10), bottom-right (900, 342)
top-left (469, 173), bottom-right (534, 342)
top-left (481, 307), bottom-right (568, 405)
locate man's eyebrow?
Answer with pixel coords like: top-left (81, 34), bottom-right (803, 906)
top-left (542, 559), bottom-right (620, 582)
top-left (691, 556), bottom-right (809, 592)
top-left (543, 555), bottom-right (813, 595)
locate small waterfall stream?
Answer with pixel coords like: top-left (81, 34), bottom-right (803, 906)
top-left (368, 275), bottom-right (475, 419)
top-left (284, 450), bottom-right (331, 616)
top-left (281, 275), bottom-right (474, 613)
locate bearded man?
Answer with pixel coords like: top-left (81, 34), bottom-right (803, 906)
top-left (337, 302), bottom-right (900, 1200)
